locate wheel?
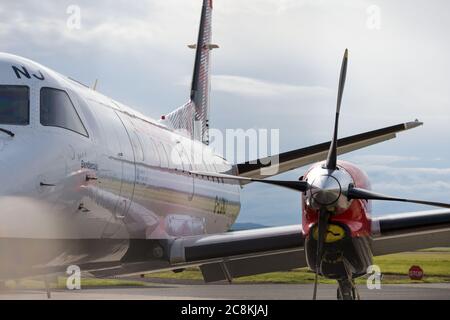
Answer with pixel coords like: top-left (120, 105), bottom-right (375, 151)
top-left (351, 282), bottom-right (361, 300)
top-left (337, 279), bottom-right (356, 300)
top-left (337, 287), bottom-right (342, 300)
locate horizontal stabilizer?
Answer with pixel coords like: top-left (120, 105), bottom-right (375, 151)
top-left (188, 44), bottom-right (219, 50)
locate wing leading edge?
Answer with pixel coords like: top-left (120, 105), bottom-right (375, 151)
top-left (236, 121), bottom-right (423, 180)
top-left (372, 209), bottom-right (450, 256)
top-left (170, 225), bottom-right (306, 283)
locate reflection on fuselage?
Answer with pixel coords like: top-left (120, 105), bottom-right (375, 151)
top-left (0, 53), bottom-right (241, 278)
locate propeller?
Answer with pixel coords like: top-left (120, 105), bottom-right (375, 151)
top-left (345, 185), bottom-right (450, 209)
top-left (190, 171), bottom-right (310, 192)
top-left (326, 49), bottom-right (348, 170)
top-left (312, 49), bottom-right (349, 299)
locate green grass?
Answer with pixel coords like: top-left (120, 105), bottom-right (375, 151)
top-left (419, 247), bottom-right (450, 252)
top-left (5, 277), bottom-right (147, 290)
top-left (6, 248), bottom-right (450, 289)
top-left (373, 252), bottom-right (450, 276)
top-left (145, 269), bottom-right (204, 281)
top-left (146, 248), bottom-right (450, 285)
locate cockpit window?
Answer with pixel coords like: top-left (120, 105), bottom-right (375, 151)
top-left (0, 85), bottom-right (29, 125)
top-left (40, 87), bottom-right (88, 137)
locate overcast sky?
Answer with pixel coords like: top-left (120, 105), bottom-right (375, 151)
top-left (2, 0), bottom-right (449, 226)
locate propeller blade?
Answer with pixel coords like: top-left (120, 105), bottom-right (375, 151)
top-left (190, 171), bottom-right (310, 192)
top-left (326, 49), bottom-right (348, 170)
top-left (346, 186), bottom-right (450, 209)
top-left (313, 208), bottom-right (331, 300)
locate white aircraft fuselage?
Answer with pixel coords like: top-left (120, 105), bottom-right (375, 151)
top-left (0, 53), bottom-right (240, 277)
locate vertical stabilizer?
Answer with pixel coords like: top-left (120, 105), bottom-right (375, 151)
top-left (190, 0), bottom-right (217, 144)
top-left (162, 0), bottom-right (217, 144)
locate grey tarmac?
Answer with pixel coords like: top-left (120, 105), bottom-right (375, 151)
top-left (1, 283), bottom-right (449, 300)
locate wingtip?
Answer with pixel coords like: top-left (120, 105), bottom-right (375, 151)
top-left (405, 119), bottom-right (424, 129)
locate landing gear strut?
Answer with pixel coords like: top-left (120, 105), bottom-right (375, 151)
top-left (336, 258), bottom-right (360, 300)
top-left (337, 279), bottom-right (360, 300)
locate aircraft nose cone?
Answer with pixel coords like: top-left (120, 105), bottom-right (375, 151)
top-left (310, 175), bottom-right (342, 206)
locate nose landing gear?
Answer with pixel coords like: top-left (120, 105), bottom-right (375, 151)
top-left (337, 259), bottom-right (360, 300)
top-left (337, 279), bottom-right (360, 300)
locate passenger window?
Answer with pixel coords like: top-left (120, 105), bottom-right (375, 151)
top-left (0, 85), bottom-right (29, 125)
top-left (40, 87), bottom-right (88, 137)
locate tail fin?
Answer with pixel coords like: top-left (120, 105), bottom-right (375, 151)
top-left (190, 0), bottom-right (216, 144)
top-left (162, 0), bottom-right (217, 144)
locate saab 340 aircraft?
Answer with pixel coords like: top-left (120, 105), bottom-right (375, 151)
top-left (1, 0), bottom-right (449, 300)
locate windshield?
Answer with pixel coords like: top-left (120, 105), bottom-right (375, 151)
top-left (40, 87), bottom-right (88, 137)
top-left (0, 85), bottom-right (29, 125)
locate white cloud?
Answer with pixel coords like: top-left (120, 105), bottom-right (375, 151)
top-left (359, 164), bottom-right (450, 208)
top-left (343, 155), bottom-right (420, 166)
top-left (212, 75), bottom-right (332, 98)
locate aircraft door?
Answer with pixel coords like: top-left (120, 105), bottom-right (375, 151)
top-left (90, 104), bottom-right (135, 222)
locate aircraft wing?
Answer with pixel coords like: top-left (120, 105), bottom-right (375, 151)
top-left (372, 209), bottom-right (450, 256)
top-left (166, 209), bottom-right (450, 282)
top-left (170, 225), bottom-right (306, 282)
top-left (90, 209), bottom-right (449, 282)
top-left (236, 121), bottom-right (422, 180)
top-left (88, 225), bottom-right (307, 281)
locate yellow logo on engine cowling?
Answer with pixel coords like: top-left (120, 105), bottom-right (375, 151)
top-left (313, 224), bottom-right (346, 243)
